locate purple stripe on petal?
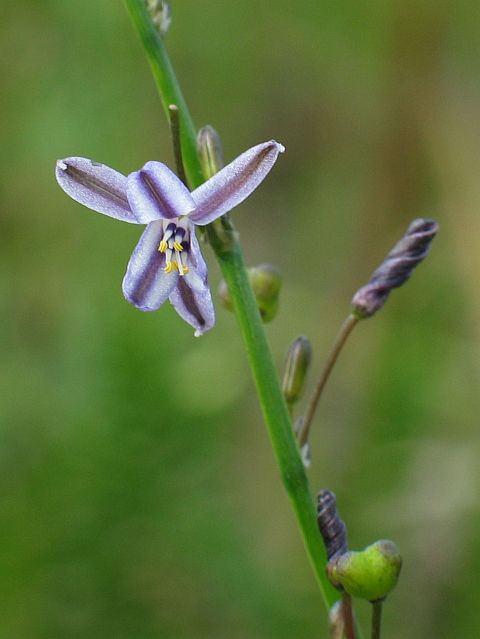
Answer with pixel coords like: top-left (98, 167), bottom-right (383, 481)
top-left (189, 140), bottom-right (285, 225)
top-left (56, 157), bottom-right (136, 223)
top-left (127, 161), bottom-right (196, 223)
top-left (169, 267), bottom-right (215, 336)
top-left (123, 220), bottom-right (179, 311)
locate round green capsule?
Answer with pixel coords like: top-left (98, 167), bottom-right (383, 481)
top-left (329, 540), bottom-right (402, 602)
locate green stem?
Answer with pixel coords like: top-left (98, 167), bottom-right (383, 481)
top-left (209, 231), bottom-right (336, 607)
top-left (124, 0), bottom-right (337, 610)
top-left (371, 602), bottom-right (383, 639)
top-left (124, 0), bottom-right (203, 188)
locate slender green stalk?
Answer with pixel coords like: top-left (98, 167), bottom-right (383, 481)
top-left (124, 0), bottom-right (203, 188)
top-left (168, 104), bottom-right (187, 184)
top-left (298, 314), bottom-right (358, 447)
top-left (209, 231), bottom-right (335, 607)
top-left (371, 602), bottom-right (383, 639)
top-left (124, 0), bottom-right (337, 609)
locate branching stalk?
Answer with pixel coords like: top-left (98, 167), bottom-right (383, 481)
top-left (298, 314), bottom-right (358, 447)
top-left (342, 593), bottom-right (357, 639)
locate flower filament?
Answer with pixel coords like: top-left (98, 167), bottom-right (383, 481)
top-left (158, 221), bottom-right (190, 275)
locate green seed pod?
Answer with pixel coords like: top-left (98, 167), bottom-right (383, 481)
top-left (218, 264), bottom-right (282, 323)
top-left (282, 336), bottom-right (312, 405)
top-left (197, 125), bottom-right (225, 179)
top-left (329, 540), bottom-right (402, 602)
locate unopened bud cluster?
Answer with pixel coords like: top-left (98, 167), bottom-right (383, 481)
top-left (352, 218), bottom-right (438, 318)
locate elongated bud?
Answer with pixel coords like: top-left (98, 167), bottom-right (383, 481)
top-left (218, 264), bottom-right (282, 323)
top-left (317, 490), bottom-right (348, 567)
top-left (282, 336), bottom-right (312, 405)
top-left (146, 0), bottom-right (172, 36)
top-left (328, 601), bottom-right (345, 639)
top-left (352, 218), bottom-right (439, 318)
top-left (197, 126), bottom-right (225, 179)
top-left (330, 540), bottom-right (402, 602)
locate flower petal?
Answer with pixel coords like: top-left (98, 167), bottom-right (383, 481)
top-left (169, 272), bottom-right (215, 337)
top-left (169, 232), bottom-right (214, 336)
top-left (189, 140), bottom-right (285, 225)
top-left (127, 161), bottom-right (196, 223)
top-left (56, 157), bottom-right (136, 223)
top-left (122, 220), bottom-right (179, 311)
top-left (188, 227), bottom-right (208, 279)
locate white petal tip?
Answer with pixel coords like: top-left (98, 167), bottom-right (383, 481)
top-left (275, 142), bottom-right (286, 154)
top-left (57, 160), bottom-right (68, 171)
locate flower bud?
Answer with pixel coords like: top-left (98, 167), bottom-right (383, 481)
top-left (282, 336), bottom-right (312, 405)
top-left (197, 126), bottom-right (225, 179)
top-left (317, 490), bottom-right (348, 566)
top-left (352, 218), bottom-right (438, 319)
top-left (218, 264), bottom-right (282, 323)
top-left (249, 264), bottom-right (281, 322)
top-left (146, 0), bottom-right (172, 36)
top-left (329, 540), bottom-right (402, 602)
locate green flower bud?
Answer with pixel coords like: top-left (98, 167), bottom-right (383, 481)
top-left (197, 126), bottom-right (225, 179)
top-left (282, 336), bottom-right (312, 405)
top-left (218, 264), bottom-right (282, 323)
top-left (249, 264), bottom-right (281, 322)
top-left (329, 540), bottom-right (402, 602)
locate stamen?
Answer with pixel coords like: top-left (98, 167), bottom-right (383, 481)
top-left (178, 243), bottom-right (190, 276)
top-left (175, 249), bottom-right (185, 276)
top-left (159, 223), bottom-right (177, 253)
top-left (163, 247), bottom-right (174, 274)
top-left (173, 227), bottom-right (186, 253)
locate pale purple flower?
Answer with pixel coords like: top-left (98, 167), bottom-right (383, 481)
top-left (56, 141), bottom-right (284, 336)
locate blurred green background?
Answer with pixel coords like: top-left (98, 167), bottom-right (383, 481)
top-left (2, 1), bottom-right (480, 637)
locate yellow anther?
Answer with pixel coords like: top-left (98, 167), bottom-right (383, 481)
top-left (163, 262), bottom-right (174, 273)
top-left (171, 261), bottom-right (179, 271)
top-left (173, 242), bottom-right (183, 252)
top-left (159, 240), bottom-right (167, 253)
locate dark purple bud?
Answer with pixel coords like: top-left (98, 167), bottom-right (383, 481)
top-left (317, 490), bottom-right (348, 563)
top-left (352, 218), bottom-right (439, 319)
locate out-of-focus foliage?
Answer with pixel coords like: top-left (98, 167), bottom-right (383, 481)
top-left (1, 1), bottom-right (480, 637)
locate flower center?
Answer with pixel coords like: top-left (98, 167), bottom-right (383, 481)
top-left (158, 220), bottom-right (190, 276)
